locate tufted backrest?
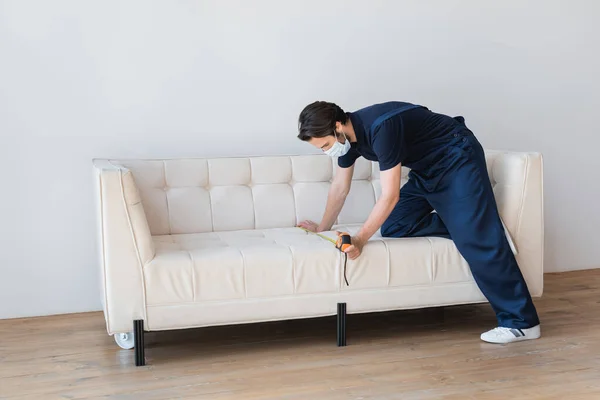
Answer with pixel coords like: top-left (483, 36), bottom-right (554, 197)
top-left (107, 152), bottom-right (535, 238)
top-left (108, 156), bottom-right (391, 235)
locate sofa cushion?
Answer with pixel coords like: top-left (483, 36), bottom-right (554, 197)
top-left (143, 225), bottom-right (474, 306)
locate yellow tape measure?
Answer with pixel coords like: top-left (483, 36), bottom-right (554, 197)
top-left (298, 226), bottom-right (351, 286)
top-left (298, 227), bottom-right (336, 244)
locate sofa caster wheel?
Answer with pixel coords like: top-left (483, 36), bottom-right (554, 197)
top-left (114, 332), bottom-right (135, 350)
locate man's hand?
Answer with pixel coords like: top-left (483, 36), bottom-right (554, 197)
top-left (341, 234), bottom-right (365, 260)
top-left (297, 220), bottom-right (319, 232)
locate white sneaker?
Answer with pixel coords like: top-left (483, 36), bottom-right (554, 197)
top-left (480, 325), bottom-right (541, 344)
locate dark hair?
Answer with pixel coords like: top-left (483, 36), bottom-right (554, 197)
top-left (297, 101), bottom-right (348, 141)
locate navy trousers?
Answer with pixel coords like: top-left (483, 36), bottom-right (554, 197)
top-left (380, 129), bottom-right (540, 329)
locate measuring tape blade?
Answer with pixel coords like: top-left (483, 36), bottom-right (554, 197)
top-left (298, 227), bottom-right (336, 244)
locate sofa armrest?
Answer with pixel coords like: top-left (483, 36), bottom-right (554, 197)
top-left (94, 160), bottom-right (155, 334)
top-left (492, 152), bottom-right (544, 297)
top-left (515, 152), bottom-right (544, 296)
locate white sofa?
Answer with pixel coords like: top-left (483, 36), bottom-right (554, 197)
top-left (93, 151), bottom-right (544, 366)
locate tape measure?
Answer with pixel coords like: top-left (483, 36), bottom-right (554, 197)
top-left (299, 228), bottom-right (352, 286)
top-left (335, 232), bottom-right (352, 252)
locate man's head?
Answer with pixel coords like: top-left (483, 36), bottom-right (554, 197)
top-left (297, 101), bottom-right (352, 157)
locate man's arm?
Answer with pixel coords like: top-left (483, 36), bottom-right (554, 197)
top-left (317, 164), bottom-right (354, 231)
top-left (343, 115), bottom-right (404, 259)
top-left (355, 163), bottom-right (401, 243)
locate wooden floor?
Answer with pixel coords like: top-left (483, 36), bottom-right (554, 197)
top-left (2, 271), bottom-right (600, 399)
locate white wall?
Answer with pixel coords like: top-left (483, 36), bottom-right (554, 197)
top-left (1, 0), bottom-right (599, 319)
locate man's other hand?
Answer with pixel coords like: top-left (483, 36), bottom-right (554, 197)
top-left (297, 220), bottom-right (319, 232)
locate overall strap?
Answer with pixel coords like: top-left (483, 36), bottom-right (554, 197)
top-left (371, 104), bottom-right (422, 132)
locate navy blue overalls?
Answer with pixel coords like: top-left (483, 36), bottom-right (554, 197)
top-left (339, 102), bottom-right (539, 329)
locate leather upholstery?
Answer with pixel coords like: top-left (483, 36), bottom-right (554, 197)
top-left (94, 152), bottom-right (544, 334)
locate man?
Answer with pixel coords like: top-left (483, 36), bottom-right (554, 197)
top-left (296, 100), bottom-right (540, 344)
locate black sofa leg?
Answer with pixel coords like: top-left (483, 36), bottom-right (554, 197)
top-left (134, 319), bottom-right (146, 366)
top-left (337, 302), bottom-right (347, 347)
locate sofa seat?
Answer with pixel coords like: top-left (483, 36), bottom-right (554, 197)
top-left (144, 225), bottom-right (474, 307)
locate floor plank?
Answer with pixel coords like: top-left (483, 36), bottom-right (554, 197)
top-left (1, 270), bottom-right (600, 399)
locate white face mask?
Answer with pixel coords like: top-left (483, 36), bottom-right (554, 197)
top-left (324, 132), bottom-right (351, 158)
